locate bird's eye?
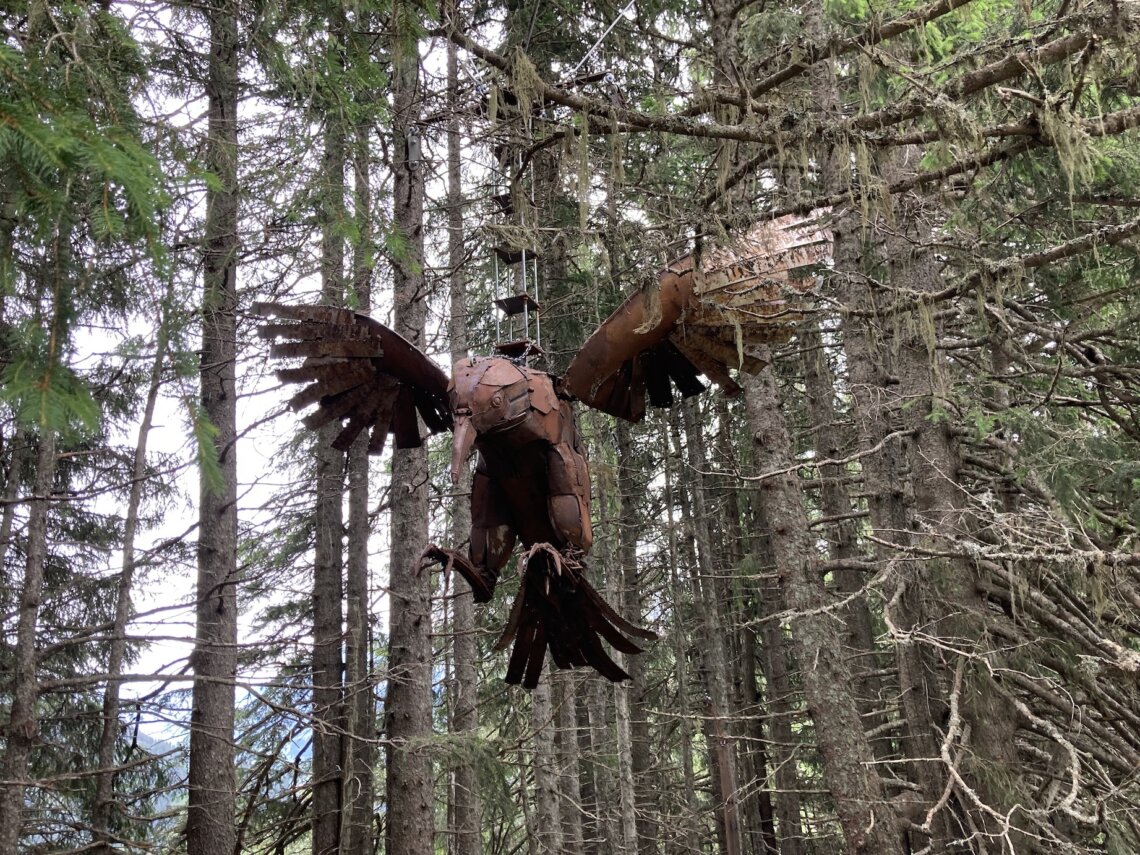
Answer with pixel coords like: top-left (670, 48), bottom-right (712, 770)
top-left (491, 394), bottom-right (504, 408)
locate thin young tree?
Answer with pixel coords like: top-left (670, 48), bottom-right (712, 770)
top-left (0, 410), bottom-right (57, 852)
top-left (93, 310), bottom-right (169, 852)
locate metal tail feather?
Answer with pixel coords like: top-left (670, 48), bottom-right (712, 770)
top-left (496, 543), bottom-right (657, 689)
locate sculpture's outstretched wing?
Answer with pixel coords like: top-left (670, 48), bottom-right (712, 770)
top-left (253, 303), bottom-right (452, 453)
top-left (562, 214), bottom-right (831, 421)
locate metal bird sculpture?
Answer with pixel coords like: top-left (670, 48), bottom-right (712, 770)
top-left (254, 214), bottom-right (830, 688)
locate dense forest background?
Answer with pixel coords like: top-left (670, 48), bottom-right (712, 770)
top-left (2, 0), bottom-right (1140, 853)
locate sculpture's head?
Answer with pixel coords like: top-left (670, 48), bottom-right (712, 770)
top-left (448, 357), bottom-right (533, 483)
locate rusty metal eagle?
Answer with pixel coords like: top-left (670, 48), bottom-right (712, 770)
top-left (255, 215), bottom-right (830, 688)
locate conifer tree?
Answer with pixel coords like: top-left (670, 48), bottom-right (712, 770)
top-left (188, 0), bottom-right (240, 851)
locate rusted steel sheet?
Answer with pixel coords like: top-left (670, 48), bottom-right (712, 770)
top-left (561, 265), bottom-right (696, 414)
top-left (254, 302), bottom-right (451, 453)
top-left (562, 214), bottom-right (831, 420)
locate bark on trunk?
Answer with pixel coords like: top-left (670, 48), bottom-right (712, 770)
top-left (739, 622), bottom-right (779, 855)
top-left (588, 679), bottom-right (620, 855)
top-left (555, 672), bottom-right (586, 853)
top-left (187, 2), bottom-right (240, 850)
top-left (615, 688), bottom-right (642, 852)
top-left (749, 562), bottom-right (806, 855)
top-left (680, 402), bottom-right (741, 855)
top-left (882, 170), bottom-right (1035, 848)
top-left (800, 322), bottom-right (889, 754)
top-left (532, 679), bottom-right (564, 855)
top-left (445, 8), bottom-right (482, 851)
top-left (521, 753), bottom-right (539, 855)
top-left (839, 222), bottom-right (952, 842)
top-left (615, 421), bottom-right (656, 855)
top-left (806, 10), bottom-right (948, 838)
top-left (713, 400), bottom-right (779, 855)
top-left (577, 690), bottom-right (599, 855)
top-left (312, 80), bottom-right (347, 855)
top-left (736, 449), bottom-right (802, 855)
top-left (614, 634), bottom-right (638, 855)
top-left (385, 6), bottom-right (435, 852)
top-left (341, 110), bottom-right (376, 854)
top-left (0, 431), bottom-right (56, 852)
top-left (743, 359), bottom-right (903, 854)
top-left (661, 416), bottom-right (701, 855)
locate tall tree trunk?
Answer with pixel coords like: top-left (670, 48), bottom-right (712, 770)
top-left (385, 3), bottom-right (434, 852)
top-left (444, 3), bottom-right (481, 849)
top-left (312, 31), bottom-right (348, 849)
top-left (799, 323), bottom-right (888, 754)
top-left (800, 12), bottom-right (940, 841)
top-left (680, 402), bottom-right (741, 855)
top-left (881, 168), bottom-right (1034, 847)
top-left (743, 359), bottom-right (903, 855)
top-left (744, 523), bottom-right (805, 855)
top-left (555, 672), bottom-right (586, 853)
top-left (93, 314), bottom-right (167, 852)
top-left (614, 682), bottom-right (638, 855)
top-left (839, 222), bottom-right (952, 843)
top-left (0, 430), bottom-right (56, 852)
top-left (661, 415), bottom-right (701, 855)
top-left (341, 97), bottom-right (376, 855)
top-left (188, 2), bottom-right (240, 851)
top-left (587, 679), bottom-right (620, 855)
top-left (520, 754), bottom-right (540, 855)
top-left (713, 400), bottom-right (778, 855)
top-left (595, 424), bottom-right (637, 855)
top-left (615, 421), bottom-right (656, 855)
top-left (738, 623), bottom-right (779, 855)
top-left (532, 680), bottom-right (564, 855)
top-left (577, 693), bottom-right (599, 855)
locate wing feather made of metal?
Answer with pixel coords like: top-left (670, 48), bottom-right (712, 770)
top-left (562, 213), bottom-right (831, 421)
top-left (254, 302), bottom-right (452, 451)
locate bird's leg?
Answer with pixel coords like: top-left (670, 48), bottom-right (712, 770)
top-left (545, 441), bottom-right (593, 552)
top-left (465, 468), bottom-right (517, 602)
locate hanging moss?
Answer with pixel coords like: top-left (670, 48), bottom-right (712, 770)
top-left (609, 111), bottom-right (625, 185)
top-left (931, 94), bottom-right (983, 149)
top-left (1039, 103), bottom-right (1099, 197)
top-left (487, 84), bottom-right (500, 129)
top-left (633, 278), bottom-right (662, 335)
top-left (509, 47), bottom-right (543, 127)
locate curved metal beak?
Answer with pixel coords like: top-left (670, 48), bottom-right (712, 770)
top-left (450, 413), bottom-right (476, 484)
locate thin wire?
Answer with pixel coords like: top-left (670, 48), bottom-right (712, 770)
top-left (571, 0), bottom-right (635, 76)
